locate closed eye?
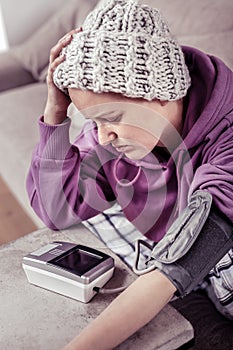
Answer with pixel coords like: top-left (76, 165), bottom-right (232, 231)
top-left (83, 110), bottom-right (123, 123)
top-left (93, 112), bottom-right (123, 124)
top-left (100, 113), bottom-right (123, 123)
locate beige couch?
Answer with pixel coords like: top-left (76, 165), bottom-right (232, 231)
top-left (0, 0), bottom-right (232, 228)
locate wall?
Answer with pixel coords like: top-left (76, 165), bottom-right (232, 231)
top-left (0, 3), bottom-right (8, 51)
top-left (0, 0), bottom-right (72, 46)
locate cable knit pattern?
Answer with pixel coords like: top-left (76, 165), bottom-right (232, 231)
top-left (53, 0), bottom-right (191, 101)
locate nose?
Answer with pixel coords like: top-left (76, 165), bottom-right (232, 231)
top-left (98, 124), bottom-right (117, 146)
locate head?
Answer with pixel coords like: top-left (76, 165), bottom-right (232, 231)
top-left (53, 0), bottom-right (191, 160)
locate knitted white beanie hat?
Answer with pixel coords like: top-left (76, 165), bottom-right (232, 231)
top-left (53, 0), bottom-right (191, 101)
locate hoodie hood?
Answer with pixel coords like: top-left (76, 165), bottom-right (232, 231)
top-left (181, 46), bottom-right (233, 150)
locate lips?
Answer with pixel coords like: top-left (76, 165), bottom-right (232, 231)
top-left (114, 145), bottom-right (133, 153)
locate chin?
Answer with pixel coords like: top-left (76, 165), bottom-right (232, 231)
top-left (124, 149), bottom-right (150, 160)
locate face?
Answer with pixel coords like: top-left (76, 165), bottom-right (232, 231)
top-left (69, 89), bottom-right (183, 160)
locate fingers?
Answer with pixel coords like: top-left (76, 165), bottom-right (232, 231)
top-left (49, 34), bottom-right (71, 65)
top-left (47, 55), bottom-right (65, 85)
top-left (47, 27), bottom-right (82, 85)
top-left (49, 27), bottom-right (82, 64)
top-left (58, 27), bottom-right (82, 43)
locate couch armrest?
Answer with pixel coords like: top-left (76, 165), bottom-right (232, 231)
top-left (0, 51), bottom-right (36, 92)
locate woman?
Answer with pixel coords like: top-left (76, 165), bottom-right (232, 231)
top-left (27, 0), bottom-right (233, 348)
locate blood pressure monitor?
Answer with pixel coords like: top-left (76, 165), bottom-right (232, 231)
top-left (22, 241), bottom-right (115, 303)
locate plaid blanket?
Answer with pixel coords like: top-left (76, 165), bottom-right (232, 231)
top-left (83, 203), bottom-right (155, 269)
top-left (198, 248), bottom-right (233, 320)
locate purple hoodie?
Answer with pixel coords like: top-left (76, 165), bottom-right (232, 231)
top-left (26, 46), bottom-right (233, 242)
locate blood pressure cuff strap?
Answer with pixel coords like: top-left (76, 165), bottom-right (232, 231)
top-left (147, 190), bottom-right (233, 297)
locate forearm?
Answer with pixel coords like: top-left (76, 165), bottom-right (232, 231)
top-left (26, 117), bottom-right (77, 228)
top-left (27, 118), bottom-right (114, 229)
top-left (63, 270), bottom-right (176, 350)
top-left (44, 108), bottom-right (68, 125)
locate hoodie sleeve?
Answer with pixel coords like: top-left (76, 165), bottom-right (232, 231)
top-left (26, 117), bottom-right (115, 230)
top-left (189, 117), bottom-right (233, 222)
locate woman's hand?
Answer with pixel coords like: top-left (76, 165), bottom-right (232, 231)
top-left (44, 27), bottom-right (82, 125)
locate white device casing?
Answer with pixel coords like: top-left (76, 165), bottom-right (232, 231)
top-left (22, 241), bottom-right (115, 303)
top-left (23, 263), bottom-right (115, 303)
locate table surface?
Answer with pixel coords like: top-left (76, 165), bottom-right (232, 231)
top-left (0, 224), bottom-right (194, 350)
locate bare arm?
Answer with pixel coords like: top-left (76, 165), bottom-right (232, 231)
top-left (63, 269), bottom-right (176, 350)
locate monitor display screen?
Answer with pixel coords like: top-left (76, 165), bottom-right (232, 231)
top-left (51, 248), bottom-right (103, 275)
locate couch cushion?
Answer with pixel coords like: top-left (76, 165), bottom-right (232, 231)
top-left (11, 0), bottom-right (99, 81)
